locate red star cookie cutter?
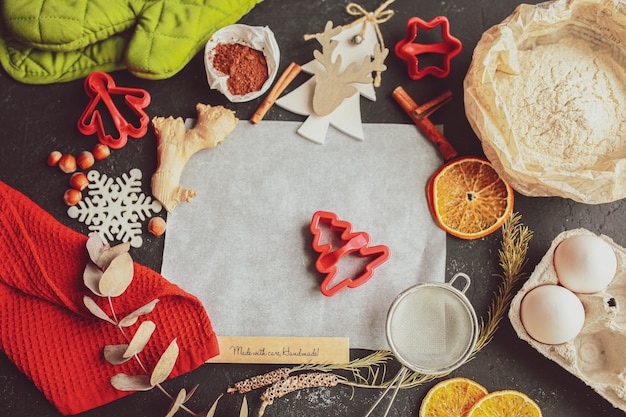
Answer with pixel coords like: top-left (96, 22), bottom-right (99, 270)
top-left (78, 71), bottom-right (151, 149)
top-left (310, 211), bottom-right (390, 297)
top-left (394, 16), bottom-right (462, 80)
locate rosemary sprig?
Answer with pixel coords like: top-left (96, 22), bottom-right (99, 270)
top-left (473, 212), bottom-right (533, 353)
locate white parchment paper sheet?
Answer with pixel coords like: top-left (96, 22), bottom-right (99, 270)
top-left (161, 121), bottom-right (446, 350)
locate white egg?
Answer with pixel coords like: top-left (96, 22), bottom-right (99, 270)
top-left (553, 234), bottom-right (617, 293)
top-left (520, 284), bottom-right (585, 345)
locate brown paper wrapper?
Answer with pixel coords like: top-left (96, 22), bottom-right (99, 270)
top-left (464, 0), bottom-right (626, 203)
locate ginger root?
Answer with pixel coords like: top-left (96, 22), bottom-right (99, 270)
top-left (151, 103), bottom-right (238, 213)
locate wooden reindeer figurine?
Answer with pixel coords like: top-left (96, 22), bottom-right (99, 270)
top-left (276, 2), bottom-right (393, 144)
top-left (311, 22), bottom-right (388, 117)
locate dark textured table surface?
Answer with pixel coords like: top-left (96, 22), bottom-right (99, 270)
top-left (1, 0), bottom-right (625, 416)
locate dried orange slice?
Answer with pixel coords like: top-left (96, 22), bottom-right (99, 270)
top-left (419, 377), bottom-right (488, 417)
top-left (427, 157), bottom-right (513, 239)
top-left (466, 390), bottom-right (542, 417)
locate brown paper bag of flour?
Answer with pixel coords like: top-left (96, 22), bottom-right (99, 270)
top-left (464, 0), bottom-right (626, 204)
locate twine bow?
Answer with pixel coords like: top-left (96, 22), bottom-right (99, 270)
top-left (345, 0), bottom-right (395, 86)
top-left (346, 0), bottom-right (395, 37)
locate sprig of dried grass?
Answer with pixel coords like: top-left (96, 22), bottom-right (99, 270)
top-left (295, 349), bottom-right (394, 386)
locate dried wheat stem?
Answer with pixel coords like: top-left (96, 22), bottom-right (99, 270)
top-left (227, 367), bottom-right (291, 394)
top-left (258, 373), bottom-right (339, 416)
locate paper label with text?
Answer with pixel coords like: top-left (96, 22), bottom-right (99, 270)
top-left (207, 336), bottom-right (350, 364)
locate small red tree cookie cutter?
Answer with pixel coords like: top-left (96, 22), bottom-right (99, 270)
top-left (310, 211), bottom-right (390, 297)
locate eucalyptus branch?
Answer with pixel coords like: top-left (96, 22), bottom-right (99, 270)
top-left (82, 233), bottom-right (203, 417)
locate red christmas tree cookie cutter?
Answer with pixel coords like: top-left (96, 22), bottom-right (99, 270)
top-left (78, 71), bottom-right (151, 149)
top-left (310, 211), bottom-right (390, 297)
top-left (395, 16), bottom-right (462, 80)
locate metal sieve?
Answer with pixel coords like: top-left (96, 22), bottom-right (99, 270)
top-left (364, 272), bottom-right (478, 417)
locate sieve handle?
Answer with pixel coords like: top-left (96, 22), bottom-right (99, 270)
top-left (363, 366), bottom-right (408, 417)
top-left (448, 272), bottom-right (471, 293)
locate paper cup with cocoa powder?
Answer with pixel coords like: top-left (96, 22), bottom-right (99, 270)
top-left (205, 24), bottom-right (280, 102)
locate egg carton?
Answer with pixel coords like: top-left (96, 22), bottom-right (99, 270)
top-left (509, 228), bottom-right (626, 412)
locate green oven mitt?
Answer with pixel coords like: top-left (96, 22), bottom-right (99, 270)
top-left (0, 0), bottom-right (262, 84)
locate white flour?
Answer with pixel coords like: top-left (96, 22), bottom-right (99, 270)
top-left (495, 36), bottom-right (626, 172)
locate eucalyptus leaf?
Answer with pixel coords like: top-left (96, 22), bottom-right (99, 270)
top-left (104, 344), bottom-right (132, 365)
top-left (83, 296), bottom-right (115, 324)
top-left (149, 338), bottom-right (179, 386)
top-left (240, 396), bottom-right (249, 417)
top-left (110, 374), bottom-right (153, 391)
top-left (123, 320), bottom-right (156, 358)
top-left (185, 384), bottom-right (200, 403)
top-left (99, 252), bottom-right (134, 297)
top-left (205, 393), bottom-right (223, 417)
top-left (118, 299), bottom-right (159, 327)
top-left (164, 388), bottom-right (186, 417)
top-left (96, 241), bottom-right (131, 269)
top-left (86, 232), bottom-right (107, 264)
top-left (83, 263), bottom-right (104, 297)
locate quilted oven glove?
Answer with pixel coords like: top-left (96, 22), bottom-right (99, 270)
top-left (0, 180), bottom-right (220, 415)
top-left (0, 0), bottom-right (261, 84)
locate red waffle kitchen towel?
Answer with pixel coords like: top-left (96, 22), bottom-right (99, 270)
top-left (0, 181), bottom-right (220, 415)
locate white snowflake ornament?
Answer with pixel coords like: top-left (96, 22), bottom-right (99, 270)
top-left (68, 169), bottom-right (162, 248)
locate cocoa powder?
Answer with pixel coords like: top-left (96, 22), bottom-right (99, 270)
top-left (212, 43), bottom-right (269, 96)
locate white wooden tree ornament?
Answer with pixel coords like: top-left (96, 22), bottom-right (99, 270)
top-left (275, 1), bottom-right (394, 144)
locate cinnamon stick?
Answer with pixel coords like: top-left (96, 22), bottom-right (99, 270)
top-left (250, 62), bottom-right (302, 124)
top-left (412, 90), bottom-right (452, 120)
top-left (392, 86), bottom-right (458, 161)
